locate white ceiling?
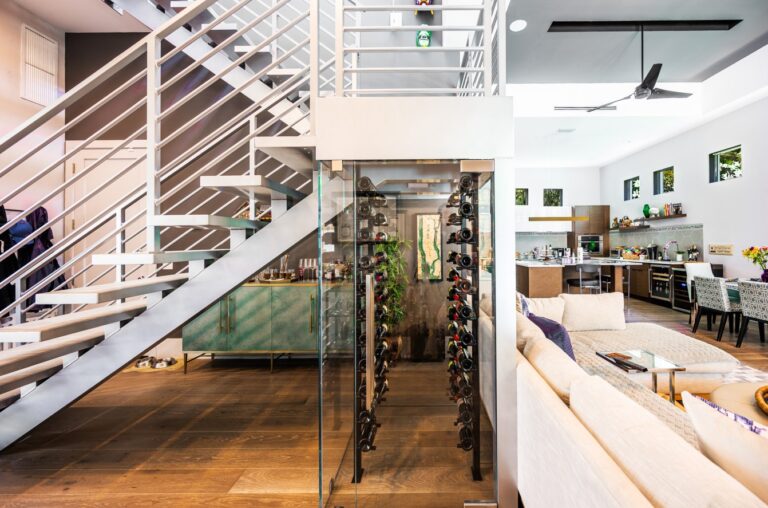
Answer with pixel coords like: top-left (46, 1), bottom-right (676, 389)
top-left (15, 0), bottom-right (149, 33)
top-left (505, 0), bottom-right (768, 83)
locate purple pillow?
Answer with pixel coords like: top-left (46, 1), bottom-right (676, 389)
top-left (527, 312), bottom-right (575, 361)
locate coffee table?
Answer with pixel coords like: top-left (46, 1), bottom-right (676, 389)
top-left (611, 349), bottom-right (687, 404)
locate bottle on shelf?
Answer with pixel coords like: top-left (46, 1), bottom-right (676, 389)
top-left (456, 396), bottom-right (473, 425)
top-left (447, 192), bottom-right (462, 207)
top-left (446, 213), bottom-right (463, 226)
top-left (459, 202), bottom-right (474, 219)
top-left (357, 176), bottom-right (375, 193)
top-left (357, 333), bottom-right (367, 346)
top-left (447, 228), bottom-right (474, 245)
top-left (375, 286), bottom-right (389, 302)
top-left (375, 323), bottom-right (389, 339)
top-left (374, 340), bottom-right (391, 361)
top-left (446, 268), bottom-right (462, 282)
top-left (372, 212), bottom-right (388, 227)
top-left (449, 371), bottom-right (473, 398)
top-left (359, 252), bottom-right (388, 270)
top-left (457, 422), bottom-right (473, 451)
top-left (374, 231), bottom-right (389, 242)
top-left (374, 360), bottom-right (389, 379)
top-left (359, 420), bottom-right (378, 452)
top-left (457, 348), bottom-right (473, 371)
top-left (374, 270), bottom-right (388, 283)
top-left (447, 302), bottom-right (476, 322)
top-left (447, 251), bottom-right (475, 269)
top-left (371, 194), bottom-right (388, 208)
top-left (374, 304), bottom-right (389, 321)
top-left (458, 174), bottom-right (475, 193)
top-left (358, 227), bottom-right (373, 242)
top-left (357, 358), bottom-right (367, 372)
top-left (455, 278), bottom-right (475, 294)
top-left (447, 340), bottom-right (462, 357)
top-left (358, 409), bottom-right (375, 425)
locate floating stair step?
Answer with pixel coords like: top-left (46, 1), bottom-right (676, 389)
top-left (36, 275), bottom-right (188, 306)
top-left (0, 360), bottom-right (62, 396)
top-left (149, 215), bottom-right (259, 230)
top-left (92, 250), bottom-right (227, 266)
top-left (169, 0), bottom-right (190, 8)
top-left (202, 22), bottom-right (238, 31)
top-left (200, 175), bottom-right (306, 200)
top-left (0, 329), bottom-right (104, 377)
top-left (234, 45), bottom-right (271, 56)
top-left (0, 301), bottom-right (146, 343)
top-left (269, 68), bottom-right (301, 78)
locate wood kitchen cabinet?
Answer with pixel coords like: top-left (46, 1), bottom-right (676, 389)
top-left (629, 264), bottom-right (650, 298)
top-left (568, 205), bottom-right (610, 256)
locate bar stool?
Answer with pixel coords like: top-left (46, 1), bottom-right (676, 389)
top-left (566, 265), bottom-right (602, 294)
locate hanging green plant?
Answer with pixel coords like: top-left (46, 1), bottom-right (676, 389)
top-left (375, 237), bottom-right (411, 330)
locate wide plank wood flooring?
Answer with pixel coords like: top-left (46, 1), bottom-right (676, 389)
top-left (0, 358), bottom-right (494, 507)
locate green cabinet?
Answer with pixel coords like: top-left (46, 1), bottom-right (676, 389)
top-left (182, 284), bottom-right (317, 354)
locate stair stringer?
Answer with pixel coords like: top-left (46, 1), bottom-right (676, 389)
top-left (0, 176), bottom-right (345, 451)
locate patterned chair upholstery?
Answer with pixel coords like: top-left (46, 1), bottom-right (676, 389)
top-left (736, 281), bottom-right (768, 347)
top-left (693, 276), bottom-right (741, 342)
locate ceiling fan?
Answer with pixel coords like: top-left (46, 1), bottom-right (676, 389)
top-left (555, 27), bottom-right (693, 112)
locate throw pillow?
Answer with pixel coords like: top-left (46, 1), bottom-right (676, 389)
top-left (682, 392), bottom-right (768, 504)
top-left (515, 291), bottom-right (529, 316)
top-left (523, 336), bottom-right (588, 405)
top-left (525, 296), bottom-right (564, 323)
top-left (527, 312), bottom-right (575, 360)
top-left (560, 292), bottom-right (626, 331)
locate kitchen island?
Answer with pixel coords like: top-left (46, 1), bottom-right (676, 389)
top-left (516, 259), bottom-right (642, 298)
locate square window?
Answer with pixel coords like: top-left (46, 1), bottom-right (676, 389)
top-left (543, 188), bottom-right (562, 207)
top-left (515, 188), bottom-right (528, 205)
top-left (624, 177), bottom-right (640, 201)
top-left (653, 167), bottom-right (674, 195)
top-left (709, 145), bottom-right (742, 182)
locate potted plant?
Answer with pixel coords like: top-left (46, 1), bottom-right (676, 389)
top-left (742, 246), bottom-right (768, 282)
top-left (375, 237), bottom-right (411, 360)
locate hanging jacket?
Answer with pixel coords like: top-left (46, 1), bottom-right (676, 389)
top-left (0, 206), bottom-right (20, 312)
top-left (9, 219), bottom-right (34, 247)
top-left (24, 206), bottom-right (67, 306)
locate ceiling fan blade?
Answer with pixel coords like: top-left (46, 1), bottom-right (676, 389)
top-left (587, 94), bottom-right (633, 113)
top-left (639, 63), bottom-right (663, 90)
top-left (648, 88), bottom-right (693, 100)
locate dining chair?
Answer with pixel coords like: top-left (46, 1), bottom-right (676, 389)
top-left (692, 276), bottom-right (741, 342)
top-left (685, 263), bottom-right (714, 325)
top-left (736, 281), bottom-right (768, 348)
top-left (566, 264), bottom-right (601, 294)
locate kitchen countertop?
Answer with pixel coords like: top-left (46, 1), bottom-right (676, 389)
top-left (616, 259), bottom-right (687, 266)
top-left (516, 259), bottom-right (643, 268)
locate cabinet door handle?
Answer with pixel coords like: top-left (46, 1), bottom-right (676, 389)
top-left (228, 296), bottom-right (234, 334)
top-left (310, 294), bottom-right (315, 333)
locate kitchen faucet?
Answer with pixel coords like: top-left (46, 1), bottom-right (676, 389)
top-left (663, 240), bottom-right (679, 261)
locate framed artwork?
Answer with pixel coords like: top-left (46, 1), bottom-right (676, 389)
top-left (416, 213), bottom-right (442, 280)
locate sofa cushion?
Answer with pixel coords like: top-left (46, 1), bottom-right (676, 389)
top-left (571, 375), bottom-right (767, 507)
top-left (517, 356), bottom-right (652, 508)
top-left (516, 312), bottom-right (546, 352)
top-left (524, 336), bottom-right (588, 404)
top-left (528, 312), bottom-right (575, 360)
top-left (526, 296), bottom-right (565, 323)
top-left (561, 292), bottom-right (626, 331)
top-left (683, 392), bottom-right (768, 504)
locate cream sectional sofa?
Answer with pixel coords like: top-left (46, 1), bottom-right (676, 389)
top-left (517, 322), bottom-right (766, 507)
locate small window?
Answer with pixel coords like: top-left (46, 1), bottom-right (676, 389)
top-left (653, 167), bottom-right (674, 195)
top-left (624, 177), bottom-right (640, 201)
top-left (709, 145), bottom-right (742, 183)
top-left (543, 188), bottom-right (563, 207)
top-left (515, 188), bottom-right (528, 206)
top-left (21, 26), bottom-right (58, 106)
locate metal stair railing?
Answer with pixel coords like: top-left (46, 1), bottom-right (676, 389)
top-left (0, 0), bottom-right (322, 331)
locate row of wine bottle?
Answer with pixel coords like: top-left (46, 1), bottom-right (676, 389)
top-left (444, 174), bottom-right (478, 454)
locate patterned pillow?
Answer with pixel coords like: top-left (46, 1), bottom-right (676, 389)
top-left (527, 312), bottom-right (575, 361)
top-left (516, 291), bottom-right (530, 316)
top-left (695, 395), bottom-right (768, 439)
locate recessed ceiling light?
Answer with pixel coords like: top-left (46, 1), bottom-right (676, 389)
top-left (509, 19), bottom-right (528, 32)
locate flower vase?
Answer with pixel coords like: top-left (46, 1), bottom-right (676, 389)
top-left (762, 269), bottom-right (768, 283)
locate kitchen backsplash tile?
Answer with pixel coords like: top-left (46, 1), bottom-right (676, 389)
top-left (516, 232), bottom-right (568, 254)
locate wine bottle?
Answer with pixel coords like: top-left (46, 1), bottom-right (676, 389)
top-left (459, 174), bottom-right (475, 193)
top-left (447, 192), bottom-right (462, 207)
top-left (374, 231), bottom-right (389, 242)
top-left (456, 397), bottom-right (473, 425)
top-left (376, 323), bottom-right (389, 339)
top-left (357, 333), bottom-right (367, 346)
top-left (371, 194), bottom-right (388, 208)
top-left (358, 227), bottom-right (373, 242)
top-left (357, 201), bottom-right (374, 218)
top-left (447, 340), bottom-right (462, 357)
top-left (359, 420), bottom-right (378, 452)
top-left (450, 371), bottom-right (473, 398)
top-left (457, 348), bottom-right (473, 371)
top-left (359, 252), bottom-right (387, 270)
top-left (375, 304), bottom-right (389, 321)
top-left (447, 252), bottom-right (475, 269)
top-left (358, 409), bottom-right (374, 425)
top-left (374, 340), bottom-right (390, 361)
top-left (446, 269), bottom-right (462, 282)
top-left (372, 212), bottom-right (388, 227)
top-left (357, 176), bottom-right (375, 193)
top-left (456, 278), bottom-right (475, 293)
top-left (447, 359), bottom-right (461, 375)
top-left (446, 213), bottom-right (463, 226)
top-left (457, 422), bottom-right (473, 451)
top-left (373, 378), bottom-right (389, 399)
top-left (459, 328), bottom-right (475, 347)
top-left (357, 358), bottom-right (367, 372)
top-left (448, 302), bottom-right (476, 322)
top-left (374, 270), bottom-right (388, 282)
top-left (459, 202), bottom-right (474, 219)
top-left (447, 229), bottom-right (474, 245)
top-left (375, 286), bottom-right (389, 302)
top-left (374, 359), bottom-right (389, 379)
top-left (357, 307), bottom-right (367, 320)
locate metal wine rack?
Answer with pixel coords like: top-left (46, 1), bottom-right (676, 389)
top-left (445, 172), bottom-right (482, 481)
top-left (353, 175), bottom-right (392, 483)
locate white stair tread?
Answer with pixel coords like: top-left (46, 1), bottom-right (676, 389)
top-left (92, 250), bottom-right (227, 266)
top-left (0, 329), bottom-right (104, 377)
top-left (0, 360), bottom-right (63, 396)
top-left (234, 46), bottom-right (271, 55)
top-left (170, 0), bottom-right (190, 7)
top-left (200, 175), bottom-right (306, 200)
top-left (202, 22), bottom-right (237, 30)
top-left (35, 275), bottom-right (188, 305)
top-left (149, 215), bottom-right (259, 230)
top-left (269, 68), bottom-right (301, 77)
top-left (260, 145), bottom-right (314, 178)
top-left (0, 301), bottom-right (146, 343)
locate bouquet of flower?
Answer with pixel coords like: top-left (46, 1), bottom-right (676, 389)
top-left (742, 246), bottom-right (768, 270)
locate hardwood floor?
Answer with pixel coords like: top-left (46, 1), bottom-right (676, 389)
top-left (626, 299), bottom-right (768, 371)
top-left (0, 358), bottom-right (493, 507)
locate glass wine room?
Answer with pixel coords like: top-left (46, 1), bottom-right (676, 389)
top-left (317, 160), bottom-right (497, 507)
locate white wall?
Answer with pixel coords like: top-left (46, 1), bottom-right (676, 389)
top-left (514, 166), bottom-right (601, 232)
top-left (0, 1), bottom-right (65, 238)
top-left (600, 96), bottom-right (768, 278)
